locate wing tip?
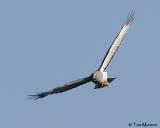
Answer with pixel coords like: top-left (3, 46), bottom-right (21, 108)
top-left (27, 92), bottom-right (49, 100)
top-left (27, 94), bottom-right (40, 101)
top-left (125, 10), bottom-right (135, 26)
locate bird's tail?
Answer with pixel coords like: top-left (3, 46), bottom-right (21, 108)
top-left (107, 77), bottom-right (116, 83)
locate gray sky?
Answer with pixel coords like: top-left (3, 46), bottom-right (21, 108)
top-left (0, 0), bottom-right (160, 128)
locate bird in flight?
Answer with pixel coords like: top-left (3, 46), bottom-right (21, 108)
top-left (29, 12), bottom-right (135, 100)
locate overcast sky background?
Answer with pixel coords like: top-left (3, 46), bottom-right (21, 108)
top-left (0, 0), bottom-right (160, 128)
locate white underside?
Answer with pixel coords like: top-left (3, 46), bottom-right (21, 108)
top-left (93, 71), bottom-right (108, 83)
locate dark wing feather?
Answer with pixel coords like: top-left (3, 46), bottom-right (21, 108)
top-left (98, 11), bottom-right (135, 71)
top-left (28, 75), bottom-right (92, 100)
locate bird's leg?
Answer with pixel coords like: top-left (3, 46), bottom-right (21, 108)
top-left (101, 81), bottom-right (109, 87)
top-left (101, 81), bottom-right (105, 87)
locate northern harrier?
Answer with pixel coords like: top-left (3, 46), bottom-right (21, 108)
top-left (29, 12), bottom-right (135, 100)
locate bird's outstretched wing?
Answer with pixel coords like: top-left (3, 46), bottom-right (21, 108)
top-left (28, 75), bottom-right (92, 100)
top-left (98, 11), bottom-right (135, 72)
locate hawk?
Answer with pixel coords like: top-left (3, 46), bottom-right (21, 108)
top-left (29, 12), bottom-right (135, 100)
